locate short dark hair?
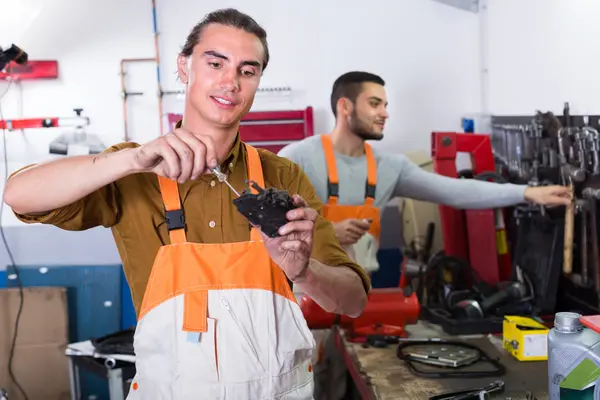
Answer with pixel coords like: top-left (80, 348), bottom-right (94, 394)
top-left (330, 71), bottom-right (385, 117)
top-left (180, 8), bottom-right (270, 71)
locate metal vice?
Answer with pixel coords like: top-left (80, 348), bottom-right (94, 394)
top-left (299, 259), bottom-right (421, 338)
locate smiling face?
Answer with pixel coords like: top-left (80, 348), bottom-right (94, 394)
top-left (345, 82), bottom-right (389, 141)
top-left (177, 23), bottom-right (264, 129)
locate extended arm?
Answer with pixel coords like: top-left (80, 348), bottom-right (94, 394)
top-left (5, 127), bottom-right (222, 216)
top-left (392, 156), bottom-right (527, 209)
top-left (4, 149), bottom-right (137, 215)
top-left (292, 258), bottom-right (367, 317)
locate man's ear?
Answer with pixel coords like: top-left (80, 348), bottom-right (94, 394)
top-left (337, 98), bottom-right (353, 116)
top-left (177, 54), bottom-right (189, 84)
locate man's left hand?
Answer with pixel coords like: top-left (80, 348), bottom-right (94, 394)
top-left (524, 185), bottom-right (572, 206)
top-left (261, 194), bottom-right (316, 281)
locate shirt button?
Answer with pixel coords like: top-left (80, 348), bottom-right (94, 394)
top-left (209, 221), bottom-right (216, 228)
top-left (229, 162), bottom-right (234, 170)
top-left (210, 180), bottom-right (216, 187)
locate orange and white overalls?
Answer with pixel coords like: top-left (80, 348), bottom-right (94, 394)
top-left (127, 144), bottom-right (316, 400)
top-left (320, 134), bottom-right (381, 241)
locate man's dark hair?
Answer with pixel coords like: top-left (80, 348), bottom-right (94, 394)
top-left (330, 71), bottom-right (385, 117)
top-left (180, 8), bottom-right (270, 71)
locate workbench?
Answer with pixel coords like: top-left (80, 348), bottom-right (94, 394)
top-left (334, 321), bottom-right (550, 400)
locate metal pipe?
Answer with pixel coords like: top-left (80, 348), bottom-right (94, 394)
top-left (152, 0), bottom-right (165, 136)
top-left (120, 2), bottom-right (185, 140)
top-left (581, 202), bottom-right (589, 286)
top-left (120, 58), bottom-right (154, 142)
top-left (591, 201), bottom-right (600, 292)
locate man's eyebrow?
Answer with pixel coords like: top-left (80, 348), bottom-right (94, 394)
top-left (203, 50), bottom-right (261, 69)
top-left (203, 50), bottom-right (228, 60)
top-left (368, 96), bottom-right (389, 106)
top-left (241, 60), bottom-right (261, 69)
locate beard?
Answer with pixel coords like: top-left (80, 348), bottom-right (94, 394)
top-left (348, 110), bottom-right (383, 141)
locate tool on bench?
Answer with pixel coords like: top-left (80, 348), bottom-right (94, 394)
top-left (452, 281), bottom-right (528, 320)
top-left (396, 339), bottom-right (506, 378)
top-left (361, 335), bottom-right (443, 349)
top-left (211, 166), bottom-right (299, 238)
top-left (428, 380), bottom-right (505, 400)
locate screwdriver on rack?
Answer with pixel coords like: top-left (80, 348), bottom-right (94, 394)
top-left (210, 166), bottom-right (241, 197)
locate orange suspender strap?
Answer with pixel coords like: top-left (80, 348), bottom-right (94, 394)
top-left (320, 134), bottom-right (339, 206)
top-left (244, 143), bottom-right (265, 242)
top-left (157, 176), bottom-right (187, 244)
top-left (321, 134), bottom-right (378, 206)
top-left (364, 142), bottom-right (377, 206)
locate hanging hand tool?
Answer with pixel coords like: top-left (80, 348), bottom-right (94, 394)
top-left (563, 182), bottom-right (575, 275)
top-left (582, 188), bottom-right (600, 292)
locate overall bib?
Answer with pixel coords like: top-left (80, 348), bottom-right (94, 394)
top-left (127, 144), bottom-right (316, 400)
top-left (319, 134), bottom-right (381, 240)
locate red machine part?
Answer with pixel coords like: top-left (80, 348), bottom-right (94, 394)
top-left (431, 132), bottom-right (511, 286)
top-left (299, 259), bottom-right (421, 339)
top-left (167, 107), bottom-right (314, 153)
top-left (0, 116), bottom-right (89, 131)
top-left (0, 61), bottom-right (59, 80)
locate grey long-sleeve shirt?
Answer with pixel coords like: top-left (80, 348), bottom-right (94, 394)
top-left (277, 135), bottom-right (528, 209)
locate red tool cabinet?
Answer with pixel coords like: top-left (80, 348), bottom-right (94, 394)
top-left (167, 107), bottom-right (314, 154)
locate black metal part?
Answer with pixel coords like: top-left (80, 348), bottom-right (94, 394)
top-left (428, 380), bottom-right (505, 400)
top-left (165, 209), bottom-right (185, 231)
top-left (327, 181), bottom-right (339, 198)
top-left (327, 179), bottom-right (377, 200)
top-left (232, 180), bottom-right (298, 238)
top-left (0, 44), bottom-right (28, 71)
top-left (396, 340), bottom-right (506, 379)
top-left (365, 183), bottom-right (376, 198)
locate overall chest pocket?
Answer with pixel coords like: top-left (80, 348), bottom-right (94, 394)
top-left (216, 295), bottom-right (268, 383)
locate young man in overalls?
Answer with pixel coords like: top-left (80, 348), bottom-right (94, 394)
top-left (278, 71), bottom-right (571, 399)
top-left (4, 9), bottom-right (370, 399)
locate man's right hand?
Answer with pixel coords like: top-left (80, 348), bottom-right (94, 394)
top-left (132, 128), bottom-right (218, 183)
top-left (333, 218), bottom-right (371, 245)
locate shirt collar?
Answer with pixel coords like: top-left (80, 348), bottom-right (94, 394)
top-left (174, 119), bottom-right (242, 173)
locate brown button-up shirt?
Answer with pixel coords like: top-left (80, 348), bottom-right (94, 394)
top-left (13, 133), bottom-right (370, 315)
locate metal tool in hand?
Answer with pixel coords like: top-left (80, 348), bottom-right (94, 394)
top-left (210, 166), bottom-right (240, 197)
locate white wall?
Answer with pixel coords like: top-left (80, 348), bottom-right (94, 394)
top-left (486, 0), bottom-right (600, 116)
top-left (0, 0), bottom-right (482, 266)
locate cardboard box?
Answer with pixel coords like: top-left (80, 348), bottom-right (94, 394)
top-left (0, 287), bottom-right (70, 400)
top-left (503, 315), bottom-right (549, 361)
